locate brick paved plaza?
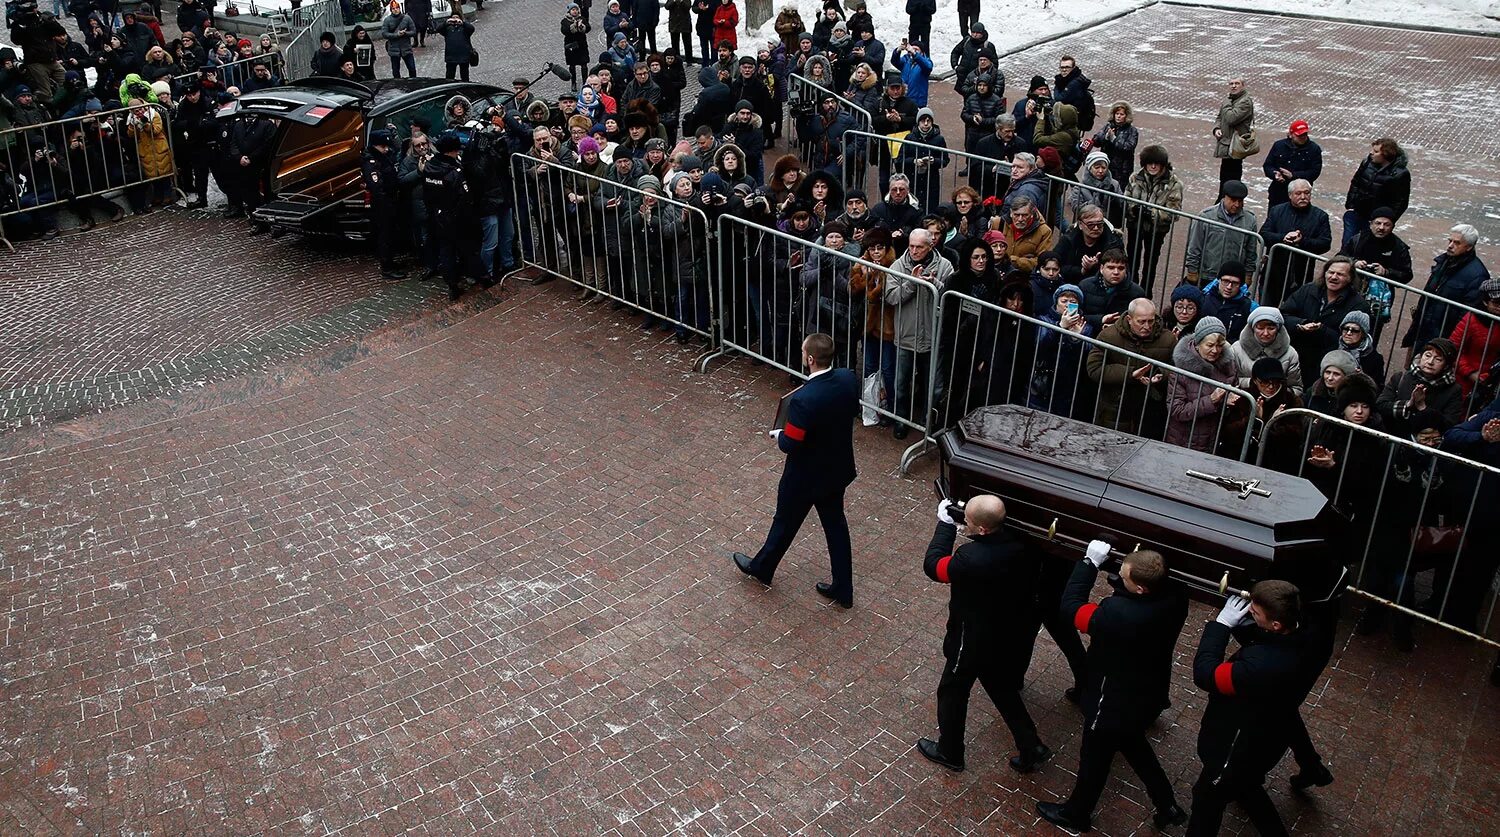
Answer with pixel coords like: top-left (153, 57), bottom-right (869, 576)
top-left (3, 3), bottom-right (1500, 834)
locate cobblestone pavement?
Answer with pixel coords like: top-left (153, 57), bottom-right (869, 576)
top-left (2, 279), bottom-right (1498, 835)
top-left (982, 5), bottom-right (1500, 244)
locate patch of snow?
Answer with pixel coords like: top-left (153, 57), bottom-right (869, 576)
top-left (1169, 0), bottom-right (1500, 33)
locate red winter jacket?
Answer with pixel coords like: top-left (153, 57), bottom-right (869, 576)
top-left (712, 1), bottom-right (738, 48)
top-left (1449, 312), bottom-right (1500, 399)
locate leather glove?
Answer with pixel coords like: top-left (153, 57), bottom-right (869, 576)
top-left (1084, 539), bottom-right (1111, 568)
top-left (937, 499), bottom-right (959, 526)
top-left (1215, 594), bottom-right (1253, 628)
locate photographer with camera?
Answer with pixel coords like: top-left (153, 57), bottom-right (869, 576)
top-left (464, 106), bottom-right (515, 286)
top-left (916, 494), bottom-right (1052, 775)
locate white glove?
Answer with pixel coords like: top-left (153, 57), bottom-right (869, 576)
top-left (1215, 595), bottom-right (1253, 628)
top-left (937, 499), bottom-right (959, 526)
top-left (1084, 540), bottom-right (1111, 568)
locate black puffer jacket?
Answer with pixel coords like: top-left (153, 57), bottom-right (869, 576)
top-left (1345, 152), bottom-right (1410, 221)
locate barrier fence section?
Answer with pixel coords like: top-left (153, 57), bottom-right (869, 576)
top-left (508, 152), bottom-right (717, 341)
top-left (932, 289), bottom-right (1258, 461)
top-left (836, 130), bottom-right (1265, 302)
top-left (1052, 174), bottom-right (1264, 299)
top-left (1259, 244), bottom-right (1500, 418)
top-left (788, 73), bottom-right (872, 180)
top-left (172, 54), bottom-right (272, 92)
top-left (1259, 407), bottom-right (1500, 648)
top-left (278, 1), bottom-right (334, 83)
top-left (704, 213), bottom-right (940, 439)
top-left (0, 102), bottom-right (179, 248)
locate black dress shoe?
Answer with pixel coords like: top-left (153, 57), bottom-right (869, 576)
top-left (1035, 801), bottom-right (1090, 833)
top-left (1064, 686), bottom-right (1083, 705)
top-left (815, 582), bottom-right (852, 609)
top-left (1153, 803), bottom-right (1187, 828)
top-left (916, 738), bottom-right (964, 772)
top-left (1289, 762), bottom-right (1334, 791)
top-left (381, 269), bottom-right (409, 280)
top-left (1009, 742), bottom-right (1052, 773)
top-left (732, 553), bottom-right (770, 584)
top-left (893, 424), bottom-right (910, 440)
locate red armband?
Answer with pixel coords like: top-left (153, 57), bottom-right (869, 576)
top-left (934, 555), bottom-right (952, 583)
top-left (1073, 602), bottom-right (1098, 633)
top-left (1213, 662), bottom-right (1236, 696)
top-left (782, 422), bottom-right (806, 441)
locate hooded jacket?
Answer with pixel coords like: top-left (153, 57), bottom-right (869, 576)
top-left (1090, 101), bottom-right (1138, 186)
top-left (1229, 318), bottom-right (1304, 395)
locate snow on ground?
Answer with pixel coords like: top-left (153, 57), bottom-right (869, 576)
top-left (1171, 0), bottom-right (1500, 33)
top-left (746, 0), bottom-right (1144, 74)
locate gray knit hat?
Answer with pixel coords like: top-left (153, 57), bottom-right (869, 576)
top-left (1340, 310), bottom-right (1371, 334)
top-left (1320, 350), bottom-right (1358, 375)
top-left (1193, 316), bottom-right (1227, 342)
top-left (1248, 306), bottom-right (1284, 327)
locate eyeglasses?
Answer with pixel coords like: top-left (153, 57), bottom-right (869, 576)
top-left (1341, 325), bottom-right (1363, 333)
top-left (1081, 220), bottom-right (1104, 228)
top-left (955, 199), bottom-right (973, 206)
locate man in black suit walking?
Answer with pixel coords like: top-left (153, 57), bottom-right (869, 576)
top-left (733, 333), bottom-right (862, 608)
top-left (1037, 542), bottom-right (1189, 833)
top-left (915, 494), bottom-right (1052, 774)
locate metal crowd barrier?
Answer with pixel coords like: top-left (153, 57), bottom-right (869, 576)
top-left (1261, 407), bottom-right (1500, 648)
top-left (831, 129), bottom-right (1265, 302)
top-left (1057, 176), bottom-right (1264, 300)
top-left (0, 102), bottom-right (179, 249)
top-left (1258, 244), bottom-right (1500, 416)
top-left (278, 1), bottom-right (335, 83)
top-left (508, 152), bottom-right (716, 342)
top-left (173, 53), bottom-right (273, 90)
top-left (787, 73), bottom-right (872, 151)
top-left (932, 289), bottom-right (1258, 462)
top-left (700, 214), bottom-right (940, 451)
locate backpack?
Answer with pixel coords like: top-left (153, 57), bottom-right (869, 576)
top-left (1076, 87), bottom-right (1097, 132)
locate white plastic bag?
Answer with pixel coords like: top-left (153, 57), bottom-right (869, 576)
top-left (861, 371), bottom-right (882, 426)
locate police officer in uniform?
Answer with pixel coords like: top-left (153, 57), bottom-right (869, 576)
top-left (173, 83), bottom-right (216, 209)
top-left (1037, 542), bottom-right (1189, 833)
top-left (732, 333), bottom-right (861, 608)
top-left (423, 131), bottom-right (471, 300)
top-left (361, 129), bottom-right (407, 280)
top-left (1187, 580), bottom-right (1305, 837)
top-left (915, 494), bottom-right (1052, 774)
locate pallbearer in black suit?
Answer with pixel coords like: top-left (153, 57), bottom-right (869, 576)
top-left (1186, 581), bottom-right (1305, 837)
top-left (1037, 542), bottom-right (1189, 834)
top-left (733, 333), bottom-right (862, 608)
top-left (915, 495), bottom-right (1052, 774)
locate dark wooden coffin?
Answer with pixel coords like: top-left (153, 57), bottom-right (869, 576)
top-left (939, 406), bottom-right (1341, 603)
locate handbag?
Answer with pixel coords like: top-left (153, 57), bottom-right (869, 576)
top-left (469, 48), bottom-right (480, 67)
top-left (861, 371), bottom-right (882, 426)
top-left (1229, 128), bottom-right (1260, 160)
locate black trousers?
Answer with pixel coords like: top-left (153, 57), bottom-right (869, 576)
top-left (1187, 763), bottom-right (1288, 837)
top-left (908, 19), bottom-right (931, 51)
top-left (445, 62), bottom-right (470, 81)
top-left (1218, 157), bottom-right (1243, 191)
top-left (1036, 555), bottom-right (1089, 688)
top-left (936, 654), bottom-right (1041, 762)
top-left (748, 483), bottom-right (853, 600)
top-left (371, 201), bottom-right (398, 269)
top-left (1064, 724), bottom-right (1176, 821)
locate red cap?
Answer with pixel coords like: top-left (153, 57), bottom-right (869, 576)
top-left (1289, 119), bottom-right (1310, 136)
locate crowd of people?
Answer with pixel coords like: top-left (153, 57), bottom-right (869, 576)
top-left (6, 0), bottom-right (1500, 829)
